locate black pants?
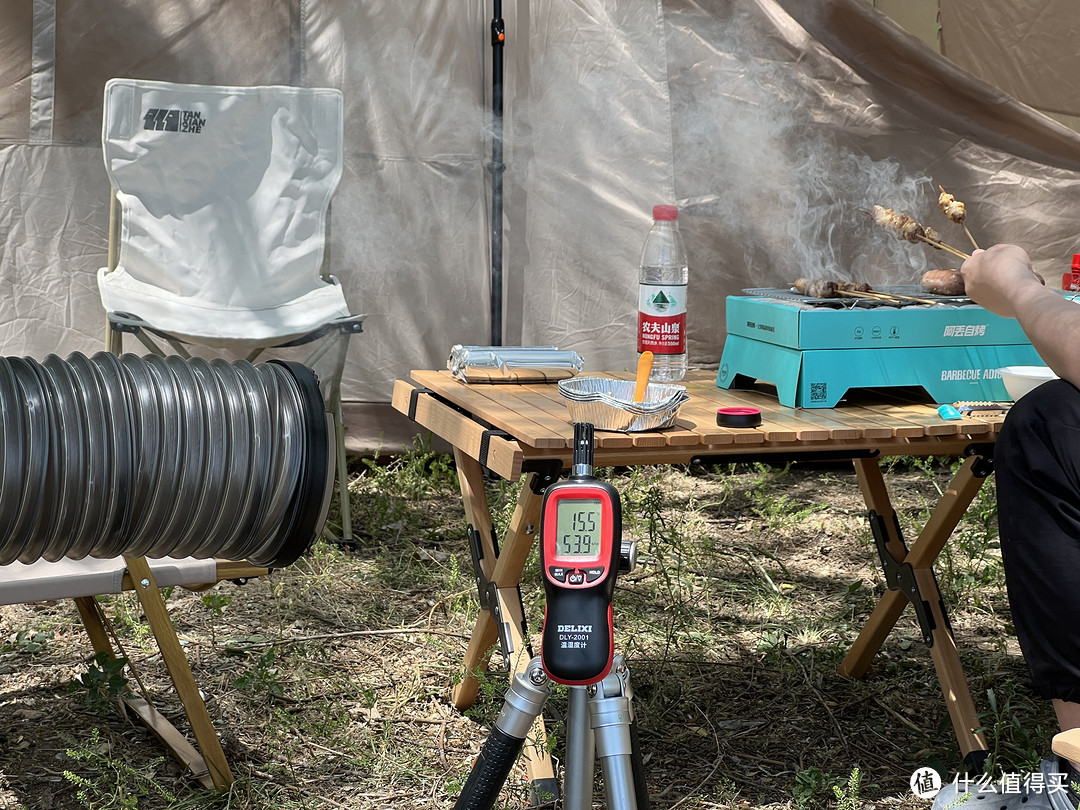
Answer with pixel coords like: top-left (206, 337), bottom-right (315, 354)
top-left (997, 379), bottom-right (1080, 703)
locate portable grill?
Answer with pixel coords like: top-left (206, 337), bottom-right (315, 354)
top-left (716, 287), bottom-right (1052, 407)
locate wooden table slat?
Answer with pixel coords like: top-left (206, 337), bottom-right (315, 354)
top-left (399, 370), bottom-right (1008, 460)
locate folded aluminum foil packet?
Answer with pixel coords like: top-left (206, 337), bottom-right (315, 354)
top-left (447, 345), bottom-right (584, 383)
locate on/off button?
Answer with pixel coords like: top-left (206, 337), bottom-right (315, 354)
top-left (567, 571), bottom-right (585, 585)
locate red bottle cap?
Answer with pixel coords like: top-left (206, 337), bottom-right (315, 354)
top-left (653, 205), bottom-right (678, 221)
top-left (1072, 253), bottom-right (1080, 271)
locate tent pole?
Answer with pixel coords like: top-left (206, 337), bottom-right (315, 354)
top-left (489, 1), bottom-right (506, 346)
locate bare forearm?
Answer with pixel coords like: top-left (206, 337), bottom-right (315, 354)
top-left (1012, 286), bottom-right (1080, 384)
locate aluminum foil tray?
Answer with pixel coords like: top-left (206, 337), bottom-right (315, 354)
top-left (558, 377), bottom-right (688, 432)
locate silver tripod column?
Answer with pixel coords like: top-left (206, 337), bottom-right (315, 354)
top-left (560, 653), bottom-right (645, 810)
top-left (562, 686), bottom-right (596, 808)
top-left (590, 654), bottom-right (640, 810)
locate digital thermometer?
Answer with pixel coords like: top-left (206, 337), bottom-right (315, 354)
top-left (539, 423), bottom-right (622, 685)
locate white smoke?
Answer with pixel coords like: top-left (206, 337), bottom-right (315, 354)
top-left (672, 2), bottom-right (944, 287)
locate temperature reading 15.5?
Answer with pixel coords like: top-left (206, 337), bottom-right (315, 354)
top-left (555, 498), bottom-right (602, 557)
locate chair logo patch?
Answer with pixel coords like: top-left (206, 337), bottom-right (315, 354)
top-left (143, 108), bottom-right (207, 134)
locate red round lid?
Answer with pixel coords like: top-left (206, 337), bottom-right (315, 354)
top-left (1072, 253), bottom-right (1080, 271)
top-left (716, 407), bottom-right (762, 428)
top-left (652, 205), bottom-right (678, 221)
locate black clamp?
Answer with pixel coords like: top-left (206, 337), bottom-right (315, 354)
top-left (868, 510), bottom-right (938, 647)
top-left (407, 386), bottom-right (434, 422)
top-left (525, 459), bottom-right (564, 495)
top-left (964, 443), bottom-right (995, 479)
top-left (478, 428), bottom-right (511, 470)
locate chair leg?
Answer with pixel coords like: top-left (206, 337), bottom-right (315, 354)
top-left (124, 556), bottom-right (234, 789)
top-left (104, 318), bottom-right (123, 355)
top-left (72, 593), bottom-right (220, 790)
top-left (334, 395), bottom-right (353, 543)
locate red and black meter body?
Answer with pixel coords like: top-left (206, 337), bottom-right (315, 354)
top-left (539, 423), bottom-right (622, 685)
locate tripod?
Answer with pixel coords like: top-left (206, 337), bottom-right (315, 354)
top-left (455, 422), bottom-right (650, 810)
top-left (454, 653), bottom-right (650, 810)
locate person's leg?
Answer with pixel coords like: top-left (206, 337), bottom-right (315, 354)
top-left (997, 379), bottom-right (1080, 770)
top-left (931, 380), bottom-right (1080, 809)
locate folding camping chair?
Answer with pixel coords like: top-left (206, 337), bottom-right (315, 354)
top-left (96, 78), bottom-right (364, 546)
top-left (0, 555), bottom-right (267, 789)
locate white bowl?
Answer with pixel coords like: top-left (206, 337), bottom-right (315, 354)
top-left (998, 365), bottom-right (1059, 401)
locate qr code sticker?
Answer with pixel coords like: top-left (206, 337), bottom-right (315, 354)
top-left (810, 382), bottom-right (828, 402)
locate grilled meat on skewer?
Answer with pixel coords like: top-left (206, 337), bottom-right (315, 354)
top-left (792, 277), bottom-right (839, 298)
top-left (872, 204), bottom-right (926, 243)
top-left (836, 281), bottom-right (874, 293)
top-left (937, 189), bottom-right (966, 224)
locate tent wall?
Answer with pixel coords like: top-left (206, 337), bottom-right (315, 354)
top-left (3, 0), bottom-right (1080, 453)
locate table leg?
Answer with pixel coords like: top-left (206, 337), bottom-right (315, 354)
top-left (841, 455), bottom-right (990, 762)
top-left (450, 450), bottom-right (557, 794)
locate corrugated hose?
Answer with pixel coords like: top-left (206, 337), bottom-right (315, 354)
top-left (0, 352), bottom-right (332, 568)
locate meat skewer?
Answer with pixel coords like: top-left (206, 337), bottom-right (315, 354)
top-left (869, 205), bottom-right (971, 261)
top-left (791, 277), bottom-right (838, 298)
top-left (791, 278), bottom-right (939, 306)
top-left (938, 185), bottom-right (980, 250)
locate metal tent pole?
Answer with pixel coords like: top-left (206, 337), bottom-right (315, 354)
top-left (489, 1), bottom-right (506, 346)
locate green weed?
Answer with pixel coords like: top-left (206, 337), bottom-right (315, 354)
top-left (233, 646), bottom-right (286, 701)
top-left (63, 728), bottom-right (178, 809)
top-left (832, 767), bottom-right (863, 810)
top-left (3, 628), bottom-right (53, 654)
top-left (68, 652), bottom-right (129, 712)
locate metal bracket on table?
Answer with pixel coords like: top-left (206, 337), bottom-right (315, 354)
top-left (868, 509), bottom-right (941, 647)
top-left (524, 459), bottom-right (564, 495)
top-left (964, 443), bottom-right (995, 479)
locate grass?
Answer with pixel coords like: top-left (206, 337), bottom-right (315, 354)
top-left (0, 447), bottom-right (1057, 809)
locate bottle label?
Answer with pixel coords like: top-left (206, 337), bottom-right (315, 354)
top-left (637, 283), bottom-right (686, 355)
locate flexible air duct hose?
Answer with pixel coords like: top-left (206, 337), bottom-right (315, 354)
top-left (0, 352), bottom-right (332, 568)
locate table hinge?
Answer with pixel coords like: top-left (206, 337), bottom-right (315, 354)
top-left (465, 524), bottom-right (527, 660)
top-left (964, 443), bottom-right (995, 479)
top-left (868, 510), bottom-right (942, 647)
top-left (523, 459), bottom-right (564, 495)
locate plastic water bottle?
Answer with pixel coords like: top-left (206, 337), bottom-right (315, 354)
top-left (637, 204), bottom-right (688, 382)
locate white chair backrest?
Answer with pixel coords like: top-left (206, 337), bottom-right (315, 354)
top-left (99, 79), bottom-right (349, 345)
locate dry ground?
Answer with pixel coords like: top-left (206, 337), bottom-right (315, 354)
top-left (0, 451), bottom-right (1055, 809)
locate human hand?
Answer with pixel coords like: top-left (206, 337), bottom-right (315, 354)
top-left (960, 244), bottom-right (1043, 318)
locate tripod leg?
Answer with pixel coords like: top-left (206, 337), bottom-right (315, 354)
top-left (589, 655), bottom-right (650, 810)
top-left (456, 656), bottom-right (552, 810)
top-left (563, 687), bottom-right (596, 810)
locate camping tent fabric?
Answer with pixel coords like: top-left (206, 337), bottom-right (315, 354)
top-left (3, 0), bottom-right (1080, 452)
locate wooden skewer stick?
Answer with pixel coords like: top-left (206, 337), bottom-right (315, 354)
top-left (835, 290), bottom-right (900, 304)
top-left (962, 223), bottom-right (980, 251)
top-left (917, 232), bottom-right (970, 261)
top-left (835, 289), bottom-right (942, 306)
top-left (851, 289), bottom-right (945, 305)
